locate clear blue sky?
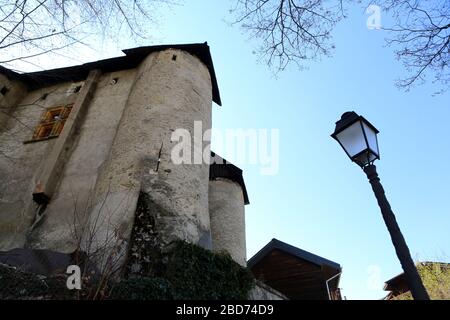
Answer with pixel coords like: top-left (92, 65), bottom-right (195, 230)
top-left (19, 1), bottom-right (450, 299)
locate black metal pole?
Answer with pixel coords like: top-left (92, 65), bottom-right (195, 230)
top-left (363, 164), bottom-right (429, 300)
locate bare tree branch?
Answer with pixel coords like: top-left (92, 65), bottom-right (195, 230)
top-left (0, 0), bottom-right (177, 68)
top-left (233, 0), bottom-right (450, 91)
top-left (231, 0), bottom-right (347, 71)
top-left (377, 0), bottom-right (450, 91)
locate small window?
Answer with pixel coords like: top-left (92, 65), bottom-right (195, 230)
top-left (29, 104), bottom-right (73, 141)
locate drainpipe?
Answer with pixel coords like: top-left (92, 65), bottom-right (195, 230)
top-left (326, 271), bottom-right (342, 300)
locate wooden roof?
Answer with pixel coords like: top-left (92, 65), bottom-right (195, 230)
top-left (248, 239), bottom-right (342, 300)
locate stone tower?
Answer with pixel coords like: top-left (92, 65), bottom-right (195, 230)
top-left (0, 43), bottom-right (249, 269)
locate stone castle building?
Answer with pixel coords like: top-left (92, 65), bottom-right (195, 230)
top-left (0, 43), bottom-right (248, 266)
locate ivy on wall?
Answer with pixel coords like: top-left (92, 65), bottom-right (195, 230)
top-left (113, 241), bottom-right (254, 300)
top-left (121, 191), bottom-right (255, 300)
top-left (125, 192), bottom-right (161, 277)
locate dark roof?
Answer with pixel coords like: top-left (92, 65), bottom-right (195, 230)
top-left (384, 272), bottom-right (405, 291)
top-left (248, 238), bottom-right (342, 300)
top-left (209, 152), bottom-right (249, 205)
top-left (248, 238), bottom-right (341, 270)
top-left (0, 42), bottom-right (221, 105)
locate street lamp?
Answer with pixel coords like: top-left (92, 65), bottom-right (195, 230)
top-left (331, 111), bottom-right (430, 300)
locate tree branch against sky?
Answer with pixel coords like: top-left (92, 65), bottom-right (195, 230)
top-left (1, 1), bottom-right (448, 91)
top-left (231, 0), bottom-right (347, 71)
top-left (0, 0), bottom-right (175, 71)
top-left (232, 0), bottom-right (450, 91)
top-left (379, 0), bottom-right (450, 91)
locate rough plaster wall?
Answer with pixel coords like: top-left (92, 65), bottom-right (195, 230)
top-left (28, 70), bottom-right (137, 252)
top-left (0, 80), bottom-right (82, 250)
top-left (86, 48), bottom-right (213, 261)
top-left (209, 178), bottom-right (246, 266)
top-left (248, 281), bottom-right (287, 300)
top-left (0, 74), bottom-right (27, 131)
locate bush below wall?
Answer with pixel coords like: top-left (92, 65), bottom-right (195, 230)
top-left (114, 241), bottom-right (255, 300)
top-left (0, 241), bottom-right (255, 300)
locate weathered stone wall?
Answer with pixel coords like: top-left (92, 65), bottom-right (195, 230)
top-left (84, 48), bottom-right (213, 263)
top-left (0, 48), bottom-right (214, 267)
top-left (209, 178), bottom-right (246, 266)
top-left (0, 73), bottom-right (28, 131)
top-left (27, 70), bottom-right (137, 252)
top-left (248, 281), bottom-right (287, 300)
top-left (0, 79), bottom-right (82, 250)
top-left (0, 73), bottom-right (28, 250)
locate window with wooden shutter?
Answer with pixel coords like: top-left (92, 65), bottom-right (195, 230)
top-left (27, 104), bottom-right (73, 142)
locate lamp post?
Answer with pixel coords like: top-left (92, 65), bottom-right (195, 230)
top-left (331, 111), bottom-right (429, 300)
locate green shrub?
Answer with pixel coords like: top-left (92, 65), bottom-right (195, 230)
top-left (163, 241), bottom-right (254, 300)
top-left (0, 240), bottom-right (255, 300)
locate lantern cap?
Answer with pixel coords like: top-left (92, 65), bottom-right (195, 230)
top-left (332, 111), bottom-right (379, 138)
